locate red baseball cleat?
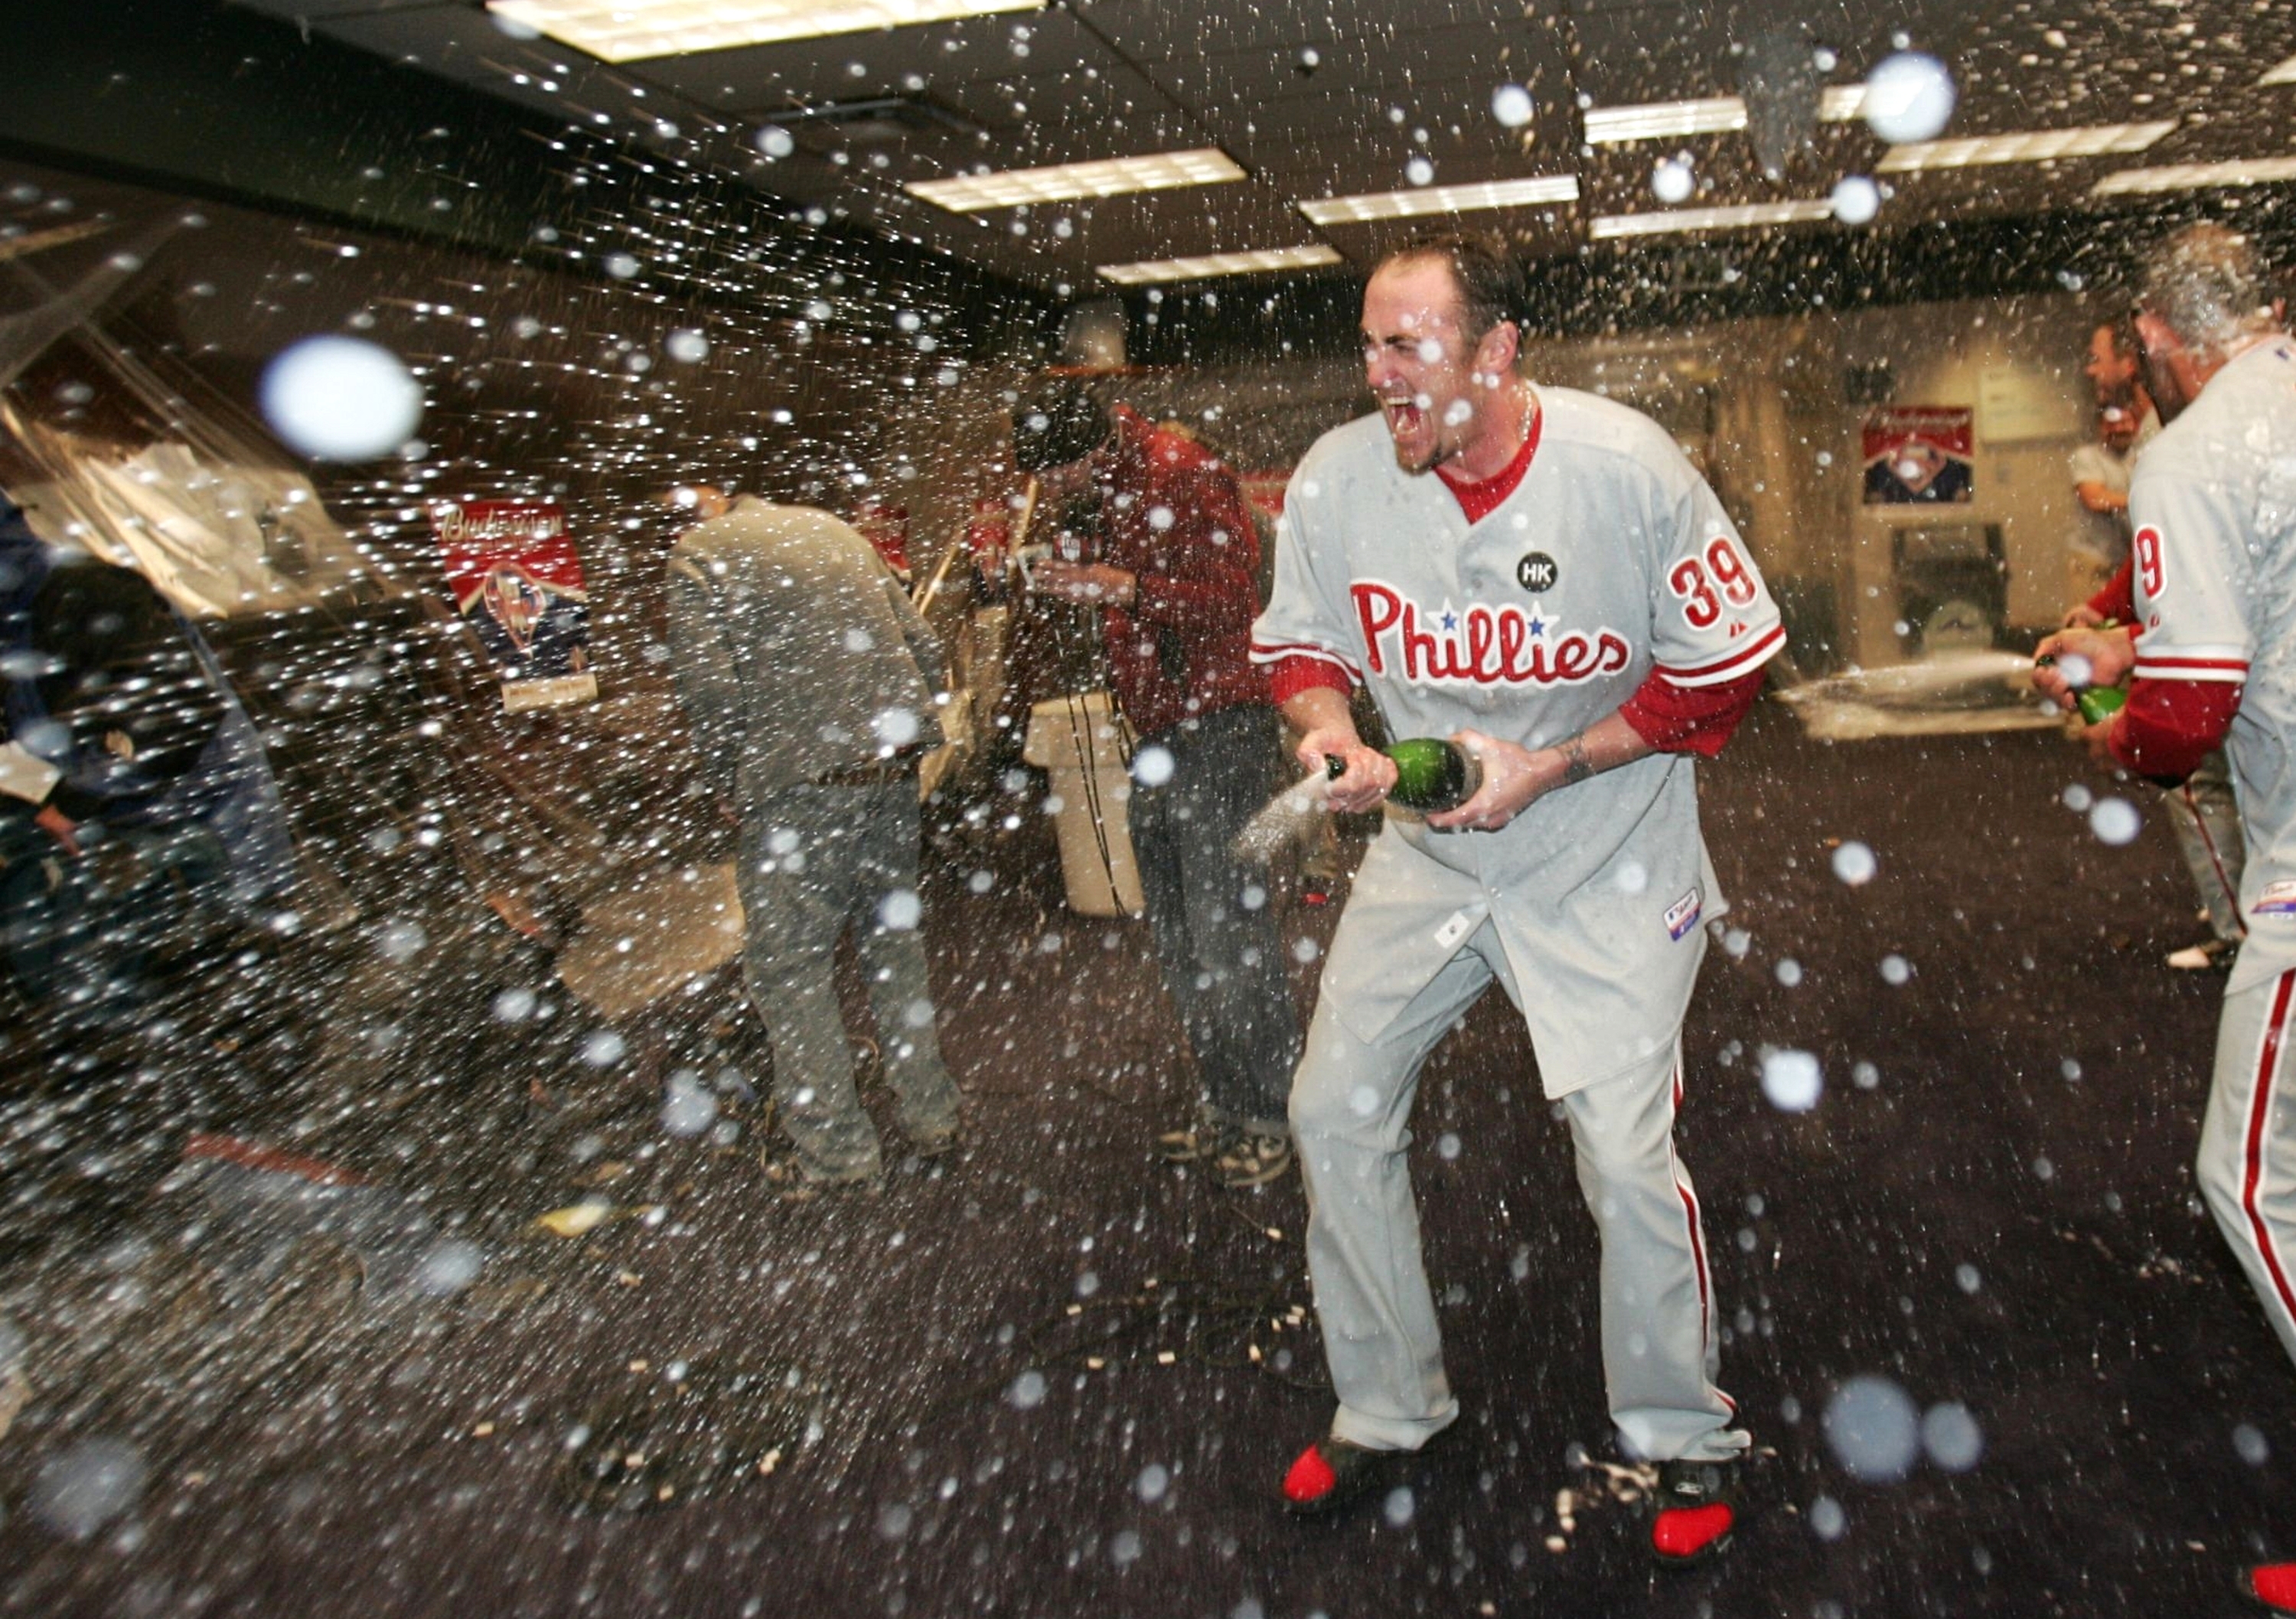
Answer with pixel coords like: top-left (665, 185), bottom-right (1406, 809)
top-left (1280, 1435), bottom-right (1401, 1516)
top-left (2252, 1562), bottom-right (2296, 1612)
top-left (1649, 1458), bottom-right (1739, 1567)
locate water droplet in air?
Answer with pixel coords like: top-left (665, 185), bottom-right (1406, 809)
top-left (1491, 85), bottom-right (1535, 128)
top-left (1831, 175), bottom-right (1880, 225)
top-left (260, 337), bottom-right (422, 461)
top-left (1863, 53), bottom-right (1955, 143)
top-left (875, 707), bottom-right (920, 748)
top-left (1760, 1048), bottom-right (1823, 1112)
top-left (416, 1239), bottom-right (484, 1297)
top-left (2089, 798), bottom-right (2141, 845)
top-left (30, 1440), bottom-right (147, 1540)
top-left (660, 1073), bottom-right (719, 1138)
top-left (1831, 841), bottom-right (1877, 884)
top-left (1823, 1375), bottom-right (1921, 1482)
top-left (1922, 1402), bottom-right (1985, 1472)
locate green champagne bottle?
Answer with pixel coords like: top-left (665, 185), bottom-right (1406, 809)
top-left (1326, 738), bottom-right (1482, 813)
top-left (2076, 683), bottom-right (2128, 725)
top-left (2036, 624), bottom-right (2128, 726)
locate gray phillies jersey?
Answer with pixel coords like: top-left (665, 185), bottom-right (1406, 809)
top-left (666, 498), bottom-right (947, 803)
top-left (1253, 389), bottom-right (1784, 1093)
top-left (2125, 335), bottom-right (2296, 997)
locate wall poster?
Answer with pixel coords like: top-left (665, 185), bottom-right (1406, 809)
top-left (1861, 407), bottom-right (1975, 505)
top-left (433, 500), bottom-right (598, 712)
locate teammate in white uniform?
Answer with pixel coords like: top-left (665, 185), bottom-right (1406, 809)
top-left (2033, 224), bottom-right (2296, 1614)
top-left (1251, 234), bottom-right (1780, 1565)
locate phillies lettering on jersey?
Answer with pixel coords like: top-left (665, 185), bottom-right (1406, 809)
top-left (1351, 578), bottom-right (1632, 688)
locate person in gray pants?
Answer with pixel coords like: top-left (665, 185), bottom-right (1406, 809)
top-left (664, 488), bottom-right (962, 1190)
top-left (1253, 233), bottom-right (1774, 1563)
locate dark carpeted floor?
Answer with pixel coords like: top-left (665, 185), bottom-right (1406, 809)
top-left (0, 701), bottom-right (2285, 1619)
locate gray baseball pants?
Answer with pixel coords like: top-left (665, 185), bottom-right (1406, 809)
top-left (2199, 969), bottom-right (2296, 1367)
top-left (1290, 915), bottom-right (1747, 1462)
top-left (735, 779), bottom-right (961, 1179)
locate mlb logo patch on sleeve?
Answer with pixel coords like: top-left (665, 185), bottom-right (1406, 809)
top-left (2253, 880), bottom-right (2296, 918)
top-left (1665, 888), bottom-right (1703, 940)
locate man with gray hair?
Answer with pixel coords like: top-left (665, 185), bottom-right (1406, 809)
top-left (2033, 223), bottom-right (2296, 1611)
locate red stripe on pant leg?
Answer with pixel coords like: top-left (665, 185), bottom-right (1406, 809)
top-left (2241, 972), bottom-right (2296, 1329)
top-left (1675, 1177), bottom-right (1711, 1337)
top-left (1666, 1062), bottom-right (1712, 1343)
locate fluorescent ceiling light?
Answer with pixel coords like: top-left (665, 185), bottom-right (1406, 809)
top-left (1590, 200), bottom-right (1834, 239)
top-left (1878, 120), bottom-right (2176, 173)
top-left (487, 0), bottom-right (1042, 61)
top-left (1818, 84), bottom-right (1868, 122)
top-left (1297, 174), bottom-right (1580, 225)
top-left (2092, 155), bottom-right (2296, 196)
top-left (1097, 246), bottom-right (1342, 285)
top-left (1583, 97), bottom-right (1746, 145)
top-left (2262, 54), bottom-right (2296, 86)
top-left (906, 149), bottom-right (1244, 211)
top-left (1584, 86), bottom-right (1871, 145)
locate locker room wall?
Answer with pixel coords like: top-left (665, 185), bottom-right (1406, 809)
top-left (1049, 289), bottom-right (2112, 675)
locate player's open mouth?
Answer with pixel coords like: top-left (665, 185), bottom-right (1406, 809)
top-left (1379, 398), bottom-right (1427, 438)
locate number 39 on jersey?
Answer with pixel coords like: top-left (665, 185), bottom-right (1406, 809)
top-left (1668, 536), bottom-right (1760, 630)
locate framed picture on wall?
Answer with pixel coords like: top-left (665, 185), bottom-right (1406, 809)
top-left (1861, 407), bottom-right (1975, 504)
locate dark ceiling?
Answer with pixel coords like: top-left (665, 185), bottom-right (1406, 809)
top-left (217, 0), bottom-right (2296, 294)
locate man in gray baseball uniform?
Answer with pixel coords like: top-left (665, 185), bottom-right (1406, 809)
top-left (2033, 225), bottom-right (2296, 1613)
top-left (665, 487), bottom-right (964, 1192)
top-left (1251, 233), bottom-right (1778, 1564)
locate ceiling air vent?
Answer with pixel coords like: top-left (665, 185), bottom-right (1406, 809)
top-left (770, 96), bottom-right (984, 146)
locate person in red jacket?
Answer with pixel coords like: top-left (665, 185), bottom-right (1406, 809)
top-left (1012, 380), bottom-right (1303, 1188)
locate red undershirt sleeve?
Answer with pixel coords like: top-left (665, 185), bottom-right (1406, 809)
top-left (1619, 665), bottom-right (1768, 758)
top-left (1269, 654), bottom-right (1352, 706)
top-left (2109, 677), bottom-right (2242, 783)
top-left (2086, 559), bottom-right (2135, 625)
